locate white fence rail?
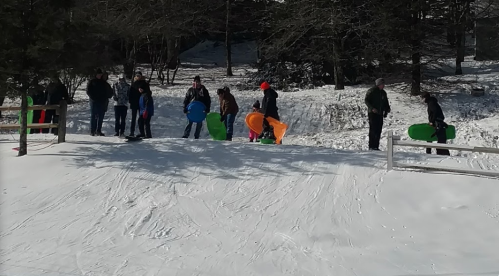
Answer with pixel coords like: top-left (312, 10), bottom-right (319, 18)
top-left (386, 130), bottom-right (499, 177)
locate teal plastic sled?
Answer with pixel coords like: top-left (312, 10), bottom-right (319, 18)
top-left (206, 112), bottom-right (226, 141)
top-left (408, 123), bottom-right (456, 141)
top-left (18, 96), bottom-right (34, 134)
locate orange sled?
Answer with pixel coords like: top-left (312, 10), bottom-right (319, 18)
top-left (245, 112), bottom-right (288, 144)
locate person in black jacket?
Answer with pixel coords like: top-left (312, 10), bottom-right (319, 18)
top-left (365, 78), bottom-right (391, 150)
top-left (43, 74), bottom-right (69, 135)
top-left (421, 92), bottom-right (450, 155)
top-left (182, 75), bottom-right (211, 139)
top-left (86, 68), bottom-right (112, 136)
top-left (128, 71), bottom-right (150, 136)
top-left (28, 77), bottom-right (46, 134)
top-left (258, 81), bottom-right (280, 141)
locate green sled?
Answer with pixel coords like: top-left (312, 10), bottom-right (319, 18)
top-left (18, 96), bottom-right (34, 134)
top-left (408, 123), bottom-right (456, 141)
top-left (206, 112), bottom-right (227, 141)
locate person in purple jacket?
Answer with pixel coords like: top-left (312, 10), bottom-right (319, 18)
top-left (137, 84), bottom-right (154, 138)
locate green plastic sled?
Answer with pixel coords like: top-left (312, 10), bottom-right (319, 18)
top-left (260, 138), bottom-right (275, 144)
top-left (206, 112), bottom-right (227, 141)
top-left (18, 96), bottom-right (34, 134)
top-left (408, 123), bottom-right (456, 141)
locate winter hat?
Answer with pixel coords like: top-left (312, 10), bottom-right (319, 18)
top-left (194, 75), bottom-right (201, 82)
top-left (135, 71), bottom-right (142, 76)
top-left (96, 68), bottom-right (103, 74)
top-left (260, 81), bottom-right (270, 90)
top-left (253, 100), bottom-right (260, 109)
top-left (216, 88), bottom-right (224, 95)
top-left (375, 78), bottom-right (385, 86)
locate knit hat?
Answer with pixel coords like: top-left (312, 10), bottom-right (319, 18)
top-left (375, 78), bottom-right (385, 86)
top-left (260, 81), bottom-right (270, 90)
top-left (96, 68), bottom-right (103, 74)
top-left (135, 71), bottom-right (142, 76)
top-left (253, 100), bottom-right (260, 109)
top-left (194, 75), bottom-right (201, 82)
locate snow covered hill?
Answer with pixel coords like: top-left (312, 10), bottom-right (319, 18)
top-left (1, 40), bottom-right (499, 275)
top-left (1, 135), bottom-right (499, 276)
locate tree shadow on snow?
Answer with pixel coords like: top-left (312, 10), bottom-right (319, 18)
top-left (31, 138), bottom-right (392, 184)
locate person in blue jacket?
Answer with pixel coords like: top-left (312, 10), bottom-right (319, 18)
top-left (137, 84), bottom-right (154, 138)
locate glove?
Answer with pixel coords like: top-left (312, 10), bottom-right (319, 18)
top-left (143, 110), bottom-right (148, 119)
top-left (220, 115), bottom-right (226, 122)
top-left (183, 108), bottom-right (188, 114)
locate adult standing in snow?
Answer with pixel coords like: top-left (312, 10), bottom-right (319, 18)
top-left (258, 81), bottom-right (280, 141)
top-left (129, 71), bottom-right (149, 137)
top-left (112, 74), bottom-right (130, 137)
top-left (86, 68), bottom-right (111, 136)
top-left (217, 86), bottom-right (239, 141)
top-left (421, 92), bottom-right (450, 155)
top-left (28, 77), bottom-right (46, 134)
top-left (365, 78), bottom-right (391, 150)
top-left (43, 74), bottom-right (70, 135)
top-left (182, 75), bottom-right (211, 139)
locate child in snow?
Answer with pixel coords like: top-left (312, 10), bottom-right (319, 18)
top-left (137, 84), bottom-right (154, 138)
top-left (217, 86), bottom-right (239, 141)
top-left (112, 74), bottom-right (130, 137)
top-left (249, 100), bottom-right (261, 142)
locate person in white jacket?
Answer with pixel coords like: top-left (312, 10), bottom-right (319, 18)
top-left (113, 74), bottom-right (131, 137)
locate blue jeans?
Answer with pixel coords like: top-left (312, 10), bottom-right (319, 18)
top-left (183, 120), bottom-right (203, 139)
top-left (90, 100), bottom-right (105, 133)
top-left (224, 113), bottom-right (237, 140)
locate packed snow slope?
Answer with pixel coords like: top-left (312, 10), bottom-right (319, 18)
top-left (1, 40), bottom-right (499, 275)
top-left (1, 136), bottom-right (499, 276)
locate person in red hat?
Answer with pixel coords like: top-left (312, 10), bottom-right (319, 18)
top-left (258, 81), bottom-right (280, 141)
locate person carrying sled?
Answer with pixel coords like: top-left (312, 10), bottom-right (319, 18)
top-left (217, 86), bottom-right (239, 141)
top-left (129, 71), bottom-right (150, 137)
top-left (44, 74), bottom-right (70, 135)
top-left (421, 92), bottom-right (450, 155)
top-left (182, 75), bottom-right (211, 139)
top-left (137, 83), bottom-right (154, 138)
top-left (365, 78), bottom-right (391, 150)
top-left (258, 81), bottom-right (280, 142)
top-left (112, 74), bottom-right (130, 137)
top-left (249, 100), bottom-right (261, 142)
top-left (28, 77), bottom-right (46, 134)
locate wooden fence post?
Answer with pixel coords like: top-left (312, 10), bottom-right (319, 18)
top-left (58, 100), bottom-right (67, 143)
top-left (387, 130), bottom-right (394, 171)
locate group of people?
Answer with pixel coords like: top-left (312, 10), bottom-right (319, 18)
top-left (365, 78), bottom-right (450, 155)
top-left (27, 75), bottom-right (70, 135)
top-left (86, 69), bottom-right (153, 138)
top-left (180, 75), bottom-right (280, 142)
top-left (84, 71), bottom-right (280, 142)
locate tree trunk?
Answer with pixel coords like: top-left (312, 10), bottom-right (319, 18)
top-left (410, 0), bottom-right (421, 96)
top-left (226, 0), bottom-right (233, 76)
top-left (332, 38), bottom-right (344, 90)
top-left (19, 87), bottom-right (28, 156)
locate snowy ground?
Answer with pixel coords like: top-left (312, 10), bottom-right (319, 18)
top-left (1, 40), bottom-right (499, 275)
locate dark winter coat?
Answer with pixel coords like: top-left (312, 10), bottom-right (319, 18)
top-left (45, 81), bottom-right (69, 105)
top-left (86, 78), bottom-right (111, 104)
top-left (183, 85), bottom-right (211, 113)
top-left (139, 92), bottom-right (154, 117)
top-left (365, 86), bottom-right (391, 115)
top-left (29, 84), bottom-right (47, 105)
top-left (261, 88), bottom-right (279, 119)
top-left (426, 96), bottom-right (445, 125)
top-left (130, 79), bottom-right (150, 110)
top-left (219, 91), bottom-right (239, 116)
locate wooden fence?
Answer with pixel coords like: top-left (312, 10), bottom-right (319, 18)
top-left (0, 100), bottom-right (68, 143)
top-left (387, 130), bottom-right (499, 177)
